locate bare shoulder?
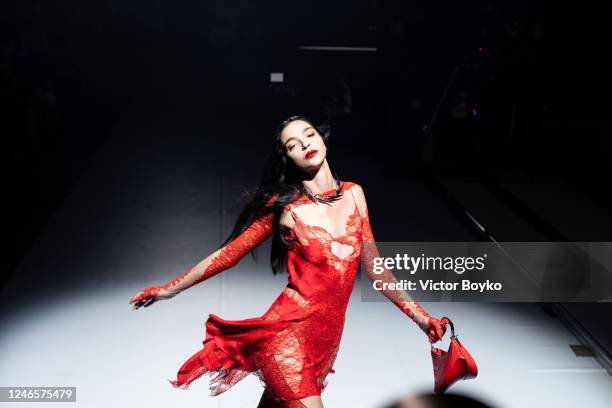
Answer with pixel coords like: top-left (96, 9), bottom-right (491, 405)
top-left (344, 181), bottom-right (367, 217)
top-left (345, 181), bottom-right (365, 199)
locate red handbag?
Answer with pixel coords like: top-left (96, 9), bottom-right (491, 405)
top-left (431, 317), bottom-right (478, 393)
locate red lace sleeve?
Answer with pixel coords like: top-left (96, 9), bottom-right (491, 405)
top-left (355, 185), bottom-right (432, 333)
top-left (158, 199), bottom-right (275, 296)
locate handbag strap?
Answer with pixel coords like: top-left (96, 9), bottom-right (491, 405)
top-left (430, 317), bottom-right (457, 349)
top-left (440, 317), bottom-right (455, 337)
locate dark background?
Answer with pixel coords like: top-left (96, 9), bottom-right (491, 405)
top-left (3, 0), bottom-right (612, 374)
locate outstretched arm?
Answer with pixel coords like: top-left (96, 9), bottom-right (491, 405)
top-left (130, 202), bottom-right (275, 309)
top-left (352, 184), bottom-right (444, 342)
top-left (163, 209), bottom-right (274, 295)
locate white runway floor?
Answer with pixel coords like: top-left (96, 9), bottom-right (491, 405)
top-left (2, 114), bottom-right (612, 408)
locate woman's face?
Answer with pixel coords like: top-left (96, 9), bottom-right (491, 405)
top-left (279, 120), bottom-right (327, 171)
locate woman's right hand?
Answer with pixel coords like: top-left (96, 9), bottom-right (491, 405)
top-left (129, 285), bottom-right (176, 310)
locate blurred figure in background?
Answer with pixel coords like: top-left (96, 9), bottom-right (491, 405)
top-left (383, 392), bottom-right (495, 408)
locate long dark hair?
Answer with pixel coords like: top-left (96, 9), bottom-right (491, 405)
top-left (220, 115), bottom-right (340, 275)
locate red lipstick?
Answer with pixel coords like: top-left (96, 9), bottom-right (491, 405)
top-left (304, 150), bottom-right (318, 159)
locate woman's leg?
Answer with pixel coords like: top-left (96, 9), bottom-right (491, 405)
top-left (283, 395), bottom-right (324, 408)
top-left (257, 388), bottom-right (323, 408)
top-left (257, 387), bottom-right (282, 408)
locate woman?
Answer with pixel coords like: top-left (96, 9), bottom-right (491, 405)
top-left (129, 115), bottom-right (446, 408)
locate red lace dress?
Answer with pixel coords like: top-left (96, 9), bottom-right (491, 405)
top-left (165, 181), bottom-right (433, 402)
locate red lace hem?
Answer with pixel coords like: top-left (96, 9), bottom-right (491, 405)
top-left (167, 334), bottom-right (249, 395)
top-left (167, 338), bottom-right (337, 399)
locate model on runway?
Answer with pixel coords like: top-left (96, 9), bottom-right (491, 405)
top-left (129, 115), bottom-right (446, 408)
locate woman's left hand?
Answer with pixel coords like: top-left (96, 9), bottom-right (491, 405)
top-left (426, 316), bottom-right (446, 343)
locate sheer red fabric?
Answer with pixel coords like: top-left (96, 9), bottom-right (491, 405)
top-left (164, 181), bottom-right (433, 402)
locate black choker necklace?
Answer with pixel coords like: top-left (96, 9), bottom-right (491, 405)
top-left (303, 179), bottom-right (344, 205)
